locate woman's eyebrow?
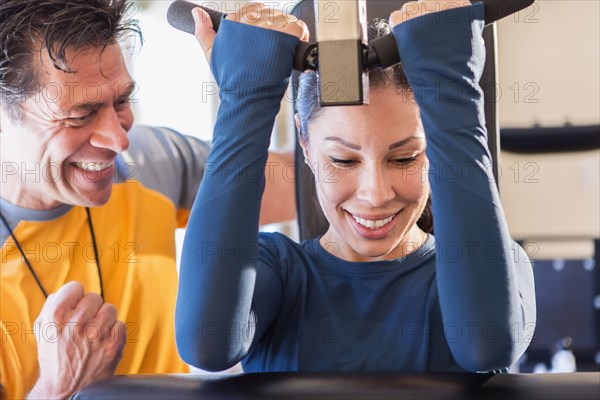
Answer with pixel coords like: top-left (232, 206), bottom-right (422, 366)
top-left (324, 136), bottom-right (361, 150)
top-left (388, 136), bottom-right (423, 150)
top-left (323, 135), bottom-right (423, 151)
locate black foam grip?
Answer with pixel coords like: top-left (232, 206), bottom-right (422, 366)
top-left (368, 0), bottom-right (535, 69)
top-left (368, 34), bottom-right (400, 69)
top-left (166, 0), bottom-right (535, 71)
top-left (482, 0), bottom-right (535, 25)
top-left (295, 42), bottom-right (317, 71)
top-left (167, 0), bottom-right (223, 34)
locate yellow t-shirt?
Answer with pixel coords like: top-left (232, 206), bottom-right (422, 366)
top-left (1, 126), bottom-right (209, 398)
top-left (0, 182), bottom-right (189, 398)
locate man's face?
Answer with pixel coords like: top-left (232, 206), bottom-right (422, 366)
top-left (0, 43), bottom-right (134, 209)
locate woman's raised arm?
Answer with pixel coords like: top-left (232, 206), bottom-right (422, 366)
top-left (175, 5), bottom-right (307, 371)
top-left (391, 0), bottom-right (536, 371)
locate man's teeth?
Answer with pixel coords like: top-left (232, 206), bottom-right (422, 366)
top-left (74, 162), bottom-right (113, 172)
top-left (352, 214), bottom-right (395, 230)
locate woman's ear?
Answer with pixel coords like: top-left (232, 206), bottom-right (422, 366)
top-left (295, 113), bottom-right (311, 163)
top-left (294, 113), bottom-right (301, 134)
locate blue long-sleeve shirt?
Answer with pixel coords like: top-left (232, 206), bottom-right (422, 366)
top-left (176, 3), bottom-right (536, 373)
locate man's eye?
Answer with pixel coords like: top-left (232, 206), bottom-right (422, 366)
top-left (67, 111), bottom-right (96, 126)
top-left (117, 96), bottom-right (131, 106)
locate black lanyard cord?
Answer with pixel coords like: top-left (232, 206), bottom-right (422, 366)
top-left (85, 207), bottom-right (104, 300)
top-left (0, 207), bottom-right (104, 301)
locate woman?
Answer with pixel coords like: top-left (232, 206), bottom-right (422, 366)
top-left (176, 0), bottom-right (536, 373)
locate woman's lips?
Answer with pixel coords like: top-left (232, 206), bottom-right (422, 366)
top-left (346, 209), bottom-right (400, 240)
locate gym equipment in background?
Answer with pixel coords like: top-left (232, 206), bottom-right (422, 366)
top-left (167, 0), bottom-right (534, 106)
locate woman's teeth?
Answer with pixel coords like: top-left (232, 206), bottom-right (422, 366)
top-left (352, 214), bottom-right (395, 230)
top-left (74, 162), bottom-right (113, 172)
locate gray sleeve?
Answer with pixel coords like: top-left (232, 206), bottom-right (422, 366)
top-left (116, 125), bottom-right (211, 209)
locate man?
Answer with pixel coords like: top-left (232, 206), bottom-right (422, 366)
top-left (0, 1), bottom-right (295, 398)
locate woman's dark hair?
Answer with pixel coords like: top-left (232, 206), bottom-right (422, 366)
top-left (295, 20), bottom-right (433, 234)
top-left (0, 0), bottom-right (142, 116)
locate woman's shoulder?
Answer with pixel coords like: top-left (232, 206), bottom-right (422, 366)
top-left (258, 232), bottom-right (321, 253)
top-left (259, 232), bottom-right (300, 253)
top-left (257, 232), bottom-right (322, 284)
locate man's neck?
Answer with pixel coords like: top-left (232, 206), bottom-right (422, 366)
top-left (0, 181), bottom-right (62, 210)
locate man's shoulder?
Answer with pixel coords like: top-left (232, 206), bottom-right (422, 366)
top-left (115, 125), bottom-right (206, 175)
top-left (115, 126), bottom-right (210, 208)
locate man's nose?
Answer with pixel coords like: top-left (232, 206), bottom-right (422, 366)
top-left (88, 107), bottom-right (130, 153)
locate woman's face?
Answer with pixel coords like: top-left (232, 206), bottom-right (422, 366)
top-left (302, 89), bottom-right (430, 262)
